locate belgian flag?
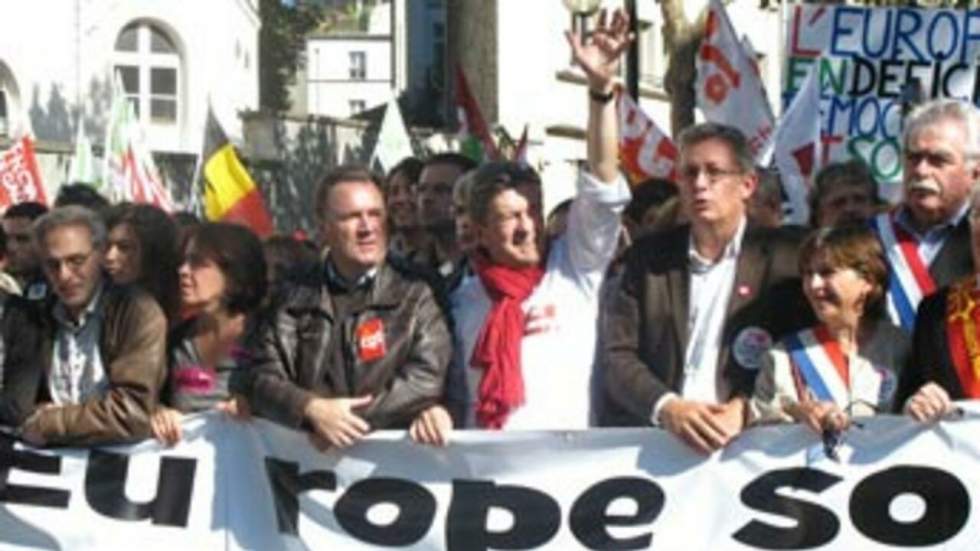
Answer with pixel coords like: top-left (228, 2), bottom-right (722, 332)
top-left (199, 107), bottom-right (273, 237)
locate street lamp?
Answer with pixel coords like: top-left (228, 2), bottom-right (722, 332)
top-left (563, 0), bottom-right (602, 44)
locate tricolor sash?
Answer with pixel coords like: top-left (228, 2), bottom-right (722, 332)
top-left (873, 212), bottom-right (937, 333)
top-left (944, 277), bottom-right (980, 398)
top-left (785, 326), bottom-right (851, 406)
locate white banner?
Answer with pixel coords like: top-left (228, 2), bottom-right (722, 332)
top-left (783, 4), bottom-right (980, 200)
top-left (3, 407), bottom-right (980, 549)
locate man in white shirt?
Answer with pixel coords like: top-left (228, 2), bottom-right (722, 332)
top-left (410, 9), bottom-right (632, 441)
top-left (602, 123), bottom-right (811, 454)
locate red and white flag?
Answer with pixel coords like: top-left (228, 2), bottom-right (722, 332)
top-left (696, 0), bottom-right (775, 161)
top-left (103, 72), bottom-right (174, 211)
top-left (771, 65), bottom-right (821, 225)
top-left (454, 64), bottom-right (499, 162)
top-left (0, 135), bottom-right (48, 209)
top-left (618, 92), bottom-right (677, 184)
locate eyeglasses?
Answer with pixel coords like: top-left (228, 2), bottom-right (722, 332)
top-left (679, 165), bottom-right (744, 184)
top-left (43, 249), bottom-right (95, 273)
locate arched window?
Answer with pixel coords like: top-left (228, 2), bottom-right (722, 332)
top-left (113, 22), bottom-right (180, 128)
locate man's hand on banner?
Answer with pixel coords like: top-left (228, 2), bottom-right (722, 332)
top-left (409, 405), bottom-right (453, 447)
top-left (304, 395), bottom-right (373, 449)
top-left (151, 407), bottom-right (185, 446)
top-left (905, 382), bottom-right (956, 423)
top-left (659, 398), bottom-right (740, 455)
top-left (565, 8), bottom-right (634, 93)
top-left (19, 403), bottom-right (57, 447)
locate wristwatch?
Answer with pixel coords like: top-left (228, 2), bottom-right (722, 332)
top-left (589, 88), bottom-right (615, 104)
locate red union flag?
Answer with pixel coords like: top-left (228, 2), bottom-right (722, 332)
top-left (618, 92), bottom-right (677, 184)
top-left (0, 135), bottom-right (48, 209)
top-left (695, 0), bottom-right (775, 161)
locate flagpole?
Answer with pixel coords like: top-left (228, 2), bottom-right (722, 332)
top-left (187, 102), bottom-right (209, 217)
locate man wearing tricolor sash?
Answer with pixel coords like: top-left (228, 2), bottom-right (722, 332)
top-left (897, 187), bottom-right (980, 422)
top-left (873, 99), bottom-right (980, 334)
top-left (750, 226), bottom-right (907, 432)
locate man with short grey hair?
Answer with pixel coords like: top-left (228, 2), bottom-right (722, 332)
top-left (872, 98), bottom-right (980, 333)
top-left (603, 122), bottom-right (811, 454)
top-left (17, 205), bottom-right (166, 447)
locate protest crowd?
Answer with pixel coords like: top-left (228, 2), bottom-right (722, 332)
top-left (1, 5), bottom-right (980, 548)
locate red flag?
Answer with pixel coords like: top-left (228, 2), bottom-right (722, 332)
top-left (454, 64), bottom-right (499, 161)
top-left (0, 135), bottom-right (48, 209)
top-left (617, 93), bottom-right (678, 184)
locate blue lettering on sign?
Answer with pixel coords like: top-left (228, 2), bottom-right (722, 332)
top-left (830, 7), bottom-right (863, 57)
top-left (827, 96), bottom-right (857, 136)
top-left (893, 8), bottom-right (926, 62)
top-left (962, 10), bottom-right (980, 64)
top-left (881, 100), bottom-right (902, 140)
top-left (863, 10), bottom-right (892, 58)
top-left (853, 97), bottom-right (882, 136)
top-left (928, 12), bottom-right (960, 61)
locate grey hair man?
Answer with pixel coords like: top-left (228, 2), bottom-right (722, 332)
top-left (18, 206), bottom-right (167, 447)
top-left (871, 98), bottom-right (980, 333)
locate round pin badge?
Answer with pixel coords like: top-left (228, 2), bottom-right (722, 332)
top-left (732, 326), bottom-right (773, 370)
top-left (876, 366), bottom-right (898, 403)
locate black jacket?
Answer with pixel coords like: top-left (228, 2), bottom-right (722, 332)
top-left (246, 256), bottom-right (452, 430)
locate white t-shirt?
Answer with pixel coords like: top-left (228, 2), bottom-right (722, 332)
top-left (449, 171), bottom-right (630, 430)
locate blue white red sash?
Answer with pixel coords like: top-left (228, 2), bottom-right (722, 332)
top-left (872, 212), bottom-right (937, 333)
top-left (785, 326), bottom-right (851, 406)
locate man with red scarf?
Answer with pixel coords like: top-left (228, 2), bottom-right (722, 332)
top-left (412, 9), bottom-right (632, 440)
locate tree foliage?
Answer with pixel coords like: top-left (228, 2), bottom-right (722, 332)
top-left (258, 0), bottom-right (321, 112)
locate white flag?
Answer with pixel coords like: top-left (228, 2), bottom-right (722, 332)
top-left (696, 0), bottom-right (775, 161)
top-left (771, 64), bottom-right (821, 225)
top-left (370, 95), bottom-right (414, 173)
top-left (67, 121), bottom-right (97, 185)
top-left (617, 92), bottom-right (678, 183)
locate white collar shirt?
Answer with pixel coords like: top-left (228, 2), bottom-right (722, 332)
top-left (681, 218), bottom-right (747, 403)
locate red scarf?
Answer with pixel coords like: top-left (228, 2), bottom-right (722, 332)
top-left (470, 256), bottom-right (544, 428)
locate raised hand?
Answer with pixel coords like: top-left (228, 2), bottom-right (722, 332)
top-left (564, 8), bottom-right (635, 91)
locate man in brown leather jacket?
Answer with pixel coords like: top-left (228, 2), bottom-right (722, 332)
top-left (246, 165), bottom-right (452, 449)
top-left (18, 206), bottom-right (167, 447)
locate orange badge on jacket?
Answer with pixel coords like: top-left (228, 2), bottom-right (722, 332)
top-left (356, 318), bottom-right (387, 362)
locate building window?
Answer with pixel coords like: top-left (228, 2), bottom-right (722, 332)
top-left (349, 51), bottom-right (366, 80)
top-left (349, 99), bottom-right (366, 116)
top-left (113, 21), bottom-right (180, 126)
top-left (639, 20), bottom-right (666, 89)
top-left (0, 89), bottom-right (7, 136)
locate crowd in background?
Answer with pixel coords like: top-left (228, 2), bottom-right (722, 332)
top-left (0, 9), bottom-right (974, 457)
